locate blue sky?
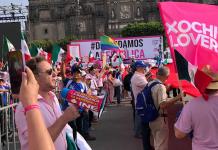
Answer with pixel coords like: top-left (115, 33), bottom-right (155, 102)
top-left (0, 0), bottom-right (29, 6)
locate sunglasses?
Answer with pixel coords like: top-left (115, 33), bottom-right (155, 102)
top-left (39, 68), bottom-right (54, 75)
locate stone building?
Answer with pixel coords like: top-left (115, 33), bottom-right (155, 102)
top-left (28, 0), bottom-right (218, 41)
top-left (144, 0), bottom-right (218, 22)
top-left (29, 0), bottom-right (146, 41)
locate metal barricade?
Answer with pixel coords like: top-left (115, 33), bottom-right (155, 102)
top-left (55, 77), bottom-right (63, 100)
top-left (0, 91), bottom-right (19, 150)
top-left (0, 78), bottom-right (63, 150)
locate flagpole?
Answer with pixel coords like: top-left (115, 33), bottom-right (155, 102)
top-left (2, 35), bottom-right (4, 62)
top-left (119, 51), bottom-right (121, 67)
top-left (102, 52), bottom-right (106, 69)
top-left (1, 47), bottom-right (3, 62)
top-left (172, 48), bottom-right (185, 106)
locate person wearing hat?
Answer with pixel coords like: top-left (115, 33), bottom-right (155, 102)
top-left (175, 66), bottom-right (218, 150)
top-left (65, 65), bottom-right (96, 141)
top-left (87, 66), bottom-right (98, 96)
top-left (130, 61), bottom-right (151, 149)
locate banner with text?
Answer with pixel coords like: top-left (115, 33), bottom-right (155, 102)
top-left (70, 36), bottom-right (163, 60)
top-left (159, 2), bottom-right (218, 71)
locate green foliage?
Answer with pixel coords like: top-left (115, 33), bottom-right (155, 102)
top-left (121, 21), bottom-right (164, 37)
top-left (29, 35), bottom-right (77, 52)
top-left (56, 35), bottom-right (77, 51)
top-left (29, 39), bottom-right (53, 53)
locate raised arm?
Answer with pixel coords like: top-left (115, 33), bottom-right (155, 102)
top-left (19, 67), bottom-right (55, 150)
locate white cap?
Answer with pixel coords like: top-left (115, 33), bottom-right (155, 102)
top-left (81, 70), bottom-right (87, 77)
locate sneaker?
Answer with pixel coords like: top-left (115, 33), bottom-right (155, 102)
top-left (83, 134), bottom-right (96, 141)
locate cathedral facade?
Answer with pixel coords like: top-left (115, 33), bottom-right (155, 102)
top-left (28, 0), bottom-right (218, 41)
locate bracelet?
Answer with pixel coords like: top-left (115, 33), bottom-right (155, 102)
top-left (24, 104), bottom-right (40, 115)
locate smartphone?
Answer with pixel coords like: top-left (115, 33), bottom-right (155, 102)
top-left (7, 51), bottom-right (25, 94)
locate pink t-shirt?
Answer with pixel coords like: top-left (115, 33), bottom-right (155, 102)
top-left (175, 94), bottom-right (218, 150)
top-left (15, 92), bottom-right (67, 150)
top-left (131, 71), bottom-right (148, 105)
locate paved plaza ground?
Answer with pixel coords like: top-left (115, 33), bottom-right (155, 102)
top-left (88, 99), bottom-right (143, 150)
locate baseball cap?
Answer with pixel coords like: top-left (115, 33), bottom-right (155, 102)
top-left (71, 64), bottom-right (82, 74)
top-left (135, 61), bottom-right (148, 68)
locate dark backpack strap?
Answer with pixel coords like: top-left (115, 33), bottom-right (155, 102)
top-left (148, 81), bottom-right (162, 93)
top-left (149, 81), bottom-right (164, 117)
top-left (147, 81), bottom-right (162, 103)
top-left (148, 81), bottom-right (161, 90)
top-left (66, 79), bottom-right (73, 88)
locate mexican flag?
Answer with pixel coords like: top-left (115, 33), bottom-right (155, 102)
top-left (38, 49), bottom-right (52, 63)
top-left (29, 44), bottom-right (51, 62)
top-left (175, 49), bottom-right (211, 99)
top-left (29, 43), bottom-right (39, 57)
top-left (21, 32), bottom-right (31, 61)
top-left (111, 52), bottom-right (118, 62)
top-left (119, 50), bottom-right (125, 59)
top-left (52, 44), bottom-right (65, 65)
top-left (64, 49), bottom-right (72, 64)
top-left (89, 51), bottom-right (95, 62)
top-left (2, 36), bottom-right (15, 60)
top-left (3, 36), bottom-right (15, 52)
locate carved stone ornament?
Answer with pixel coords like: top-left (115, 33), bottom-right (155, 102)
top-left (120, 5), bottom-right (131, 19)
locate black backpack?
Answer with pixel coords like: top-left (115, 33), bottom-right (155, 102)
top-left (123, 72), bottom-right (133, 91)
top-left (136, 81), bottom-right (161, 123)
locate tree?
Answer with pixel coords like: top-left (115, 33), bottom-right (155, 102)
top-left (29, 35), bottom-right (77, 53)
top-left (56, 35), bottom-right (77, 51)
top-left (29, 39), bottom-right (53, 53)
top-left (121, 21), bottom-right (164, 37)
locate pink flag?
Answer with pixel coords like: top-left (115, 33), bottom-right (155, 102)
top-left (159, 2), bottom-right (218, 72)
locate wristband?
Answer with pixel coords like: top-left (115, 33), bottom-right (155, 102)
top-left (24, 104), bottom-right (40, 115)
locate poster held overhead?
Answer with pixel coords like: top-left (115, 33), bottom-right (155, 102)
top-left (102, 52), bottom-right (107, 68)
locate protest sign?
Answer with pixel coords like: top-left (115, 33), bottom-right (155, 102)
top-left (70, 36), bottom-right (163, 60)
top-left (61, 88), bottom-right (102, 113)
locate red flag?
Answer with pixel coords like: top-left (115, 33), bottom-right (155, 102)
top-left (89, 51), bottom-right (95, 62)
top-left (47, 53), bottom-right (52, 64)
top-left (194, 69), bottom-right (212, 100)
top-left (66, 49), bottom-right (73, 64)
top-left (21, 32), bottom-right (31, 61)
top-left (151, 63), bottom-right (201, 97)
top-left (38, 49), bottom-right (52, 63)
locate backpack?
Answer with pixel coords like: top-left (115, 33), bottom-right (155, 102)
top-left (123, 72), bottom-right (133, 91)
top-left (136, 81), bottom-right (161, 123)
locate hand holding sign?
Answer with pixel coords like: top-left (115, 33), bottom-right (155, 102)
top-left (61, 88), bottom-right (102, 113)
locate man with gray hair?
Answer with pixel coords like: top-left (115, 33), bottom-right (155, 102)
top-left (148, 66), bottom-right (181, 150)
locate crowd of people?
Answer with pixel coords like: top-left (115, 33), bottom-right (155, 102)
top-left (0, 52), bottom-right (218, 150)
top-left (13, 55), bottom-right (131, 150)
